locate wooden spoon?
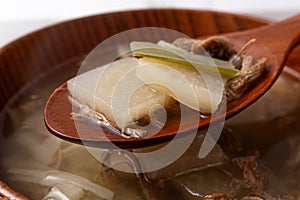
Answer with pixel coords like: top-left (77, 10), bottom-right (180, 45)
top-left (44, 14), bottom-right (300, 149)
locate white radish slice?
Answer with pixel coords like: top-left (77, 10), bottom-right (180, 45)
top-left (136, 58), bottom-right (227, 113)
top-left (67, 57), bottom-right (171, 128)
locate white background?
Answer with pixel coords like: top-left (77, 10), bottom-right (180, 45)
top-left (1, 0), bottom-right (300, 48)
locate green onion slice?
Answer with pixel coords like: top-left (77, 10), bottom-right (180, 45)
top-left (130, 41), bottom-right (239, 78)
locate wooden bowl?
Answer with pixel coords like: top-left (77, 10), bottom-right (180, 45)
top-left (0, 9), bottom-right (299, 198)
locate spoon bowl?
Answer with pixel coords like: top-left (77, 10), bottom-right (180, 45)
top-left (44, 12), bottom-right (300, 149)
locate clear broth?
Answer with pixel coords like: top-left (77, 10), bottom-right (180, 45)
top-left (0, 60), bottom-right (299, 199)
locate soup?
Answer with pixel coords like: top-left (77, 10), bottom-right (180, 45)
top-left (0, 57), bottom-right (299, 199)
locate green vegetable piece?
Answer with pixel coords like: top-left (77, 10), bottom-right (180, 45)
top-left (130, 41), bottom-right (239, 78)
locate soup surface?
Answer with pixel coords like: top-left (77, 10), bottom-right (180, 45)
top-left (0, 58), bottom-right (299, 199)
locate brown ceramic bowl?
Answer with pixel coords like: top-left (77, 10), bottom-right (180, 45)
top-left (0, 9), bottom-right (300, 198)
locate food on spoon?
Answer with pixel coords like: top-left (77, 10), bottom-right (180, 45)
top-left (173, 36), bottom-right (237, 60)
top-left (131, 40), bottom-right (238, 113)
top-left (226, 57), bottom-right (267, 101)
top-left (67, 57), bottom-right (173, 130)
top-left (172, 37), bottom-right (267, 101)
top-left (131, 40), bottom-right (238, 77)
top-left (173, 36), bottom-right (257, 70)
top-left (67, 36), bottom-right (266, 138)
top-left (135, 57), bottom-right (225, 113)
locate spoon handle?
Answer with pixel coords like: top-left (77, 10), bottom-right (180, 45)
top-left (246, 14), bottom-right (300, 64)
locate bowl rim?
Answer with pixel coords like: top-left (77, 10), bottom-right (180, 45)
top-left (0, 8), bottom-right (270, 54)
